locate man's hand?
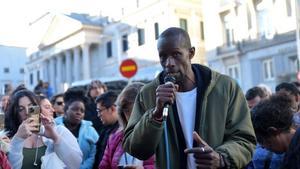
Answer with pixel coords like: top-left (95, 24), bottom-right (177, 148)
top-left (184, 132), bottom-right (223, 169)
top-left (152, 83), bottom-right (178, 121)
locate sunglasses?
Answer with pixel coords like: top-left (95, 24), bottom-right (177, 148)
top-left (55, 101), bottom-right (64, 106)
top-left (96, 107), bottom-right (107, 113)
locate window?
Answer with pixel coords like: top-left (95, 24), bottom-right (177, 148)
top-left (222, 12), bottom-right (235, 46)
top-left (227, 64), bottom-right (240, 82)
top-left (30, 73), bottom-right (33, 85)
top-left (200, 21), bottom-right (205, 40)
top-left (37, 70), bottom-right (40, 81)
top-left (106, 41), bottom-right (112, 58)
top-left (138, 28), bottom-right (145, 46)
top-left (121, 8), bottom-right (125, 16)
top-left (247, 5), bottom-right (252, 29)
top-left (4, 84), bottom-right (12, 94)
top-left (256, 1), bottom-right (274, 39)
top-left (289, 56), bottom-right (299, 73)
top-left (263, 59), bottom-right (275, 80)
top-left (3, 68), bottom-right (9, 73)
top-left (20, 68), bottom-right (25, 74)
top-left (179, 18), bottom-right (188, 31)
top-left (122, 35), bottom-right (128, 52)
top-left (154, 23), bottom-right (159, 40)
top-left (286, 0), bottom-right (292, 17)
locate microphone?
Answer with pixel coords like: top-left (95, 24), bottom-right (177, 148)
top-left (163, 75), bottom-right (176, 119)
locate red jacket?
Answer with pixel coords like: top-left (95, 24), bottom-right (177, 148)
top-left (0, 151), bottom-right (11, 169)
top-left (99, 130), bottom-right (155, 169)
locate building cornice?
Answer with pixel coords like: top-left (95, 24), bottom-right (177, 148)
top-left (38, 25), bottom-right (102, 50)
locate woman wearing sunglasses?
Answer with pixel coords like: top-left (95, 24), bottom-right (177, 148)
top-left (5, 88), bottom-right (82, 169)
top-left (50, 93), bottom-right (65, 118)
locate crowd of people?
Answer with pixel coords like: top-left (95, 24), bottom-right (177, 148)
top-left (0, 27), bottom-right (300, 169)
top-left (245, 81), bottom-right (300, 169)
top-left (0, 80), bottom-right (150, 169)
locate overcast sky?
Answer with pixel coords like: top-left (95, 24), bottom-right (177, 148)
top-left (0, 0), bottom-right (117, 47)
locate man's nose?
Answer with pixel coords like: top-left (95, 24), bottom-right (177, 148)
top-left (165, 56), bottom-right (175, 67)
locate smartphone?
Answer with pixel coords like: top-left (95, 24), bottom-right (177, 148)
top-left (28, 105), bottom-right (41, 133)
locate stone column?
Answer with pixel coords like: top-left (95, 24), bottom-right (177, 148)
top-left (42, 60), bottom-right (49, 82)
top-left (65, 50), bottom-right (72, 85)
top-left (81, 43), bottom-right (90, 80)
top-left (73, 47), bottom-right (80, 81)
top-left (49, 58), bottom-right (56, 92)
top-left (56, 55), bottom-right (63, 93)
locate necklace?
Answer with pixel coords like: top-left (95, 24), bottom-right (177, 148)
top-left (33, 135), bottom-right (40, 166)
top-left (185, 74), bottom-right (196, 85)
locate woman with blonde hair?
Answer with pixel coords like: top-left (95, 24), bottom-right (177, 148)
top-left (99, 82), bottom-right (155, 169)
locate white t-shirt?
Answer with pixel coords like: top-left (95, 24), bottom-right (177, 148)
top-left (175, 87), bottom-right (197, 169)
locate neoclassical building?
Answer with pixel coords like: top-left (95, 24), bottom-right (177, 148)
top-left (27, 13), bottom-right (137, 93)
top-left (27, 0), bottom-right (205, 94)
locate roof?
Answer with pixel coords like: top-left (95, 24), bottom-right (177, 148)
top-left (66, 13), bottom-right (110, 27)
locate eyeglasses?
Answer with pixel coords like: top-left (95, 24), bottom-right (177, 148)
top-left (96, 107), bottom-right (107, 113)
top-left (55, 101), bottom-right (64, 106)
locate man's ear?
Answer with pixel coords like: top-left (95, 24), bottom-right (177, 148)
top-left (189, 47), bottom-right (195, 60)
top-left (266, 127), bottom-right (279, 135)
top-left (111, 105), bottom-right (117, 113)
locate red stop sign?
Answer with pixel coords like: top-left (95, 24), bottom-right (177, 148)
top-left (119, 59), bottom-right (138, 78)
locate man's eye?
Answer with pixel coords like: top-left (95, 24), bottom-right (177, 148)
top-left (160, 56), bottom-right (167, 61)
top-left (173, 52), bottom-right (180, 57)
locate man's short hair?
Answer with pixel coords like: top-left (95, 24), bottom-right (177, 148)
top-left (87, 80), bottom-right (107, 98)
top-left (252, 94), bottom-right (293, 144)
top-left (275, 82), bottom-right (299, 96)
top-left (245, 86), bottom-right (267, 100)
top-left (95, 91), bottom-right (118, 108)
top-left (159, 27), bottom-right (191, 49)
top-left (292, 81), bottom-right (300, 88)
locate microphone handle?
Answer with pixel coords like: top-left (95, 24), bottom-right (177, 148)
top-left (163, 104), bottom-right (169, 119)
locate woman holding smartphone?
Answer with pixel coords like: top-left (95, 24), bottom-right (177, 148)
top-left (5, 88), bottom-right (82, 169)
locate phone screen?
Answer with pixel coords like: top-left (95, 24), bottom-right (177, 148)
top-left (28, 106), bottom-right (41, 133)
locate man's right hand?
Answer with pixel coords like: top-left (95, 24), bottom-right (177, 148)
top-left (152, 83), bottom-right (178, 120)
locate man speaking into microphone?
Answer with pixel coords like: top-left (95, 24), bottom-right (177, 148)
top-left (123, 27), bottom-right (256, 169)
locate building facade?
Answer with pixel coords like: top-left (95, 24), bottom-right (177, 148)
top-left (296, 0), bottom-right (300, 60)
top-left (117, 0), bottom-right (205, 64)
top-left (27, 13), bottom-right (134, 93)
top-left (203, 0), bottom-right (297, 92)
top-left (27, 0), bottom-right (205, 94)
top-left (0, 45), bottom-right (27, 94)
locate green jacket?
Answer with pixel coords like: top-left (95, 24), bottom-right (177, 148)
top-left (123, 64), bottom-right (256, 169)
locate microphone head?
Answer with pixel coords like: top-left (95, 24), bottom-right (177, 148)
top-left (164, 74), bottom-right (176, 84)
